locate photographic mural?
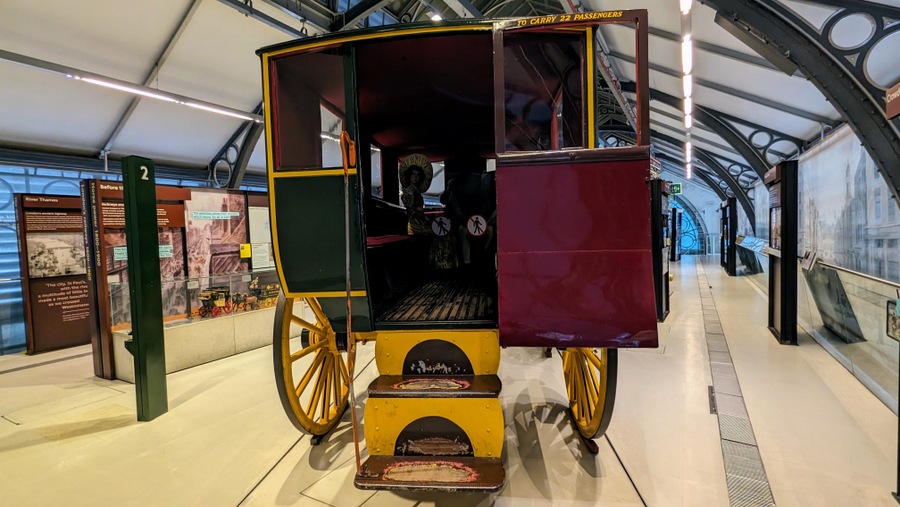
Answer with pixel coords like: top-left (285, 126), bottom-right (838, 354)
top-left (799, 125), bottom-right (900, 282)
top-left (26, 232), bottom-right (87, 278)
top-left (185, 190), bottom-right (248, 279)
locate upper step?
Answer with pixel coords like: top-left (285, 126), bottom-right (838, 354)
top-left (367, 375), bottom-right (501, 399)
top-left (355, 455), bottom-right (504, 492)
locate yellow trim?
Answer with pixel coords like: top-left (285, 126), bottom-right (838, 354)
top-left (374, 329), bottom-right (500, 375)
top-left (260, 25), bottom-right (494, 59)
top-left (290, 290), bottom-right (367, 298)
top-left (586, 27), bottom-right (595, 149)
top-left (272, 168), bottom-right (357, 178)
top-left (261, 53), bottom-right (292, 297)
top-left (364, 398), bottom-right (504, 457)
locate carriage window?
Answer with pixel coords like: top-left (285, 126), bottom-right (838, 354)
top-left (502, 32), bottom-right (585, 152)
top-left (270, 48), bottom-right (346, 170)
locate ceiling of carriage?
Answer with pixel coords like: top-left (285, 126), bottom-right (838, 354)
top-left (0, 0), bottom-right (898, 200)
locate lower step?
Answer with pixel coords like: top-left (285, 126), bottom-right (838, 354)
top-left (355, 456), bottom-right (505, 492)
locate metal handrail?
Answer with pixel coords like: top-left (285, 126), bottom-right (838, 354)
top-left (0, 277), bottom-right (23, 283)
top-left (815, 260), bottom-right (900, 291)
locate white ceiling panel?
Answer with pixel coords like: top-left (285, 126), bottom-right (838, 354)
top-left (154, 0), bottom-right (293, 110)
top-left (0, 0), bottom-right (193, 82)
top-left (112, 99), bottom-right (243, 167)
top-left (0, 61), bottom-right (131, 153)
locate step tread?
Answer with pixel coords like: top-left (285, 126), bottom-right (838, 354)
top-left (355, 455), bottom-right (504, 492)
top-left (367, 374), bottom-right (501, 398)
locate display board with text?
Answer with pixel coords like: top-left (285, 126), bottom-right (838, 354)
top-left (15, 194), bottom-right (92, 354)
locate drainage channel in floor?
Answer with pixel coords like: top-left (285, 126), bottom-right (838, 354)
top-left (696, 260), bottom-right (776, 507)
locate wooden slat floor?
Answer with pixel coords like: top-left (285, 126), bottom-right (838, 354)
top-left (377, 279), bottom-right (497, 323)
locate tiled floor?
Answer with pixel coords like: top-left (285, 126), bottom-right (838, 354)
top-left (0, 256), bottom-right (895, 506)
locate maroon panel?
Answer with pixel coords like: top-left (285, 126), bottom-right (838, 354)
top-left (496, 157), bottom-right (657, 348)
top-left (496, 159), bottom-right (651, 252)
top-left (498, 251), bottom-right (657, 347)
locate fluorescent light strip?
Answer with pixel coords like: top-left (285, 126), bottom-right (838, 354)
top-left (680, 2), bottom-right (693, 179)
top-left (0, 49), bottom-right (263, 124)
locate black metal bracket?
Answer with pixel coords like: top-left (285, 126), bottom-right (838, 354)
top-left (699, 0), bottom-right (900, 204)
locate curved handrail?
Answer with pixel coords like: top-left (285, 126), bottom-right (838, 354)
top-left (814, 260), bottom-right (900, 291)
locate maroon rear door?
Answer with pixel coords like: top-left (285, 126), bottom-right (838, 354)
top-left (495, 148), bottom-right (659, 348)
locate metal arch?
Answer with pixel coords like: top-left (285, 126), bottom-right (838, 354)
top-left (330, 0), bottom-right (392, 30)
top-left (653, 130), bottom-right (755, 226)
top-left (701, 107), bottom-right (805, 169)
top-left (656, 152), bottom-right (729, 200)
top-left (610, 51), bottom-right (837, 125)
top-left (227, 121), bottom-right (265, 189)
top-left (700, 0), bottom-right (900, 204)
top-left (629, 84), bottom-right (795, 178)
top-left (208, 102), bottom-right (264, 189)
top-left (672, 194), bottom-right (711, 241)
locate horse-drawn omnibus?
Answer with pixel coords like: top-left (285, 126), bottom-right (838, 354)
top-left (257, 9), bottom-right (656, 492)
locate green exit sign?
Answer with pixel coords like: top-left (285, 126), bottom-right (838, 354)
top-left (670, 183), bottom-right (682, 195)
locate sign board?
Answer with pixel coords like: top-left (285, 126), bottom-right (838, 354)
top-left (240, 243), bottom-right (252, 258)
top-left (669, 183), bottom-right (682, 195)
top-left (887, 82), bottom-right (900, 120)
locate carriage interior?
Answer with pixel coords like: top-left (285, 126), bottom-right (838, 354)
top-left (362, 31), bottom-right (587, 329)
top-left (270, 28), bottom-right (588, 329)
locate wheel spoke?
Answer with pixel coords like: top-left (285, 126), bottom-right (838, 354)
top-left (306, 298), bottom-right (331, 328)
top-left (306, 357), bottom-right (329, 417)
top-left (295, 351), bottom-right (325, 397)
top-left (338, 353), bottom-right (351, 384)
top-left (585, 348), bottom-right (606, 372)
top-left (289, 339), bottom-right (328, 362)
top-left (332, 355), bottom-right (341, 415)
top-left (321, 354), bottom-right (333, 421)
top-left (291, 315), bottom-right (326, 335)
top-left (584, 357), bottom-right (601, 407)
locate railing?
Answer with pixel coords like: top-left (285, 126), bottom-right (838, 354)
top-left (0, 276), bottom-right (25, 354)
top-left (797, 258), bottom-right (899, 414)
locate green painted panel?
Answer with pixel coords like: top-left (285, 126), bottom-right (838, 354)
top-left (273, 174), bottom-right (371, 332)
top-left (274, 175), bottom-right (366, 291)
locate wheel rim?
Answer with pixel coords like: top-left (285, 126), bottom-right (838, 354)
top-left (562, 348), bottom-right (617, 439)
top-left (274, 295), bottom-right (355, 435)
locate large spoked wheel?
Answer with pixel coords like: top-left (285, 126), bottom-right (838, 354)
top-left (562, 348), bottom-right (618, 439)
top-left (274, 295), bottom-right (355, 435)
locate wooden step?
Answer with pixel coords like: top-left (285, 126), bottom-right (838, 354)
top-left (355, 456), bottom-right (504, 492)
top-left (367, 375), bottom-right (501, 399)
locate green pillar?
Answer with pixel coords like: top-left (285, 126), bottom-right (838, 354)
top-left (121, 156), bottom-right (168, 421)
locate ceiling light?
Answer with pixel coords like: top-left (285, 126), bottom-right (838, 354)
top-left (79, 77), bottom-right (179, 103)
top-left (430, 13), bottom-right (442, 21)
top-left (0, 48), bottom-right (263, 123)
top-left (686, 162), bottom-right (692, 179)
top-left (680, 0), bottom-right (692, 15)
top-left (682, 36), bottom-right (693, 74)
top-left (684, 97), bottom-right (693, 114)
top-left (683, 75), bottom-right (692, 98)
top-left (685, 114), bottom-right (692, 129)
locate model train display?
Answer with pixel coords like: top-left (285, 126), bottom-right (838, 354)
top-left (258, 10), bottom-right (656, 492)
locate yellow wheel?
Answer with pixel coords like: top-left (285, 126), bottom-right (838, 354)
top-left (273, 295), bottom-right (355, 435)
top-left (562, 348), bottom-right (617, 439)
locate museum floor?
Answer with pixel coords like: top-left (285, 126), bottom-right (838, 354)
top-left (0, 257), bottom-right (895, 507)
